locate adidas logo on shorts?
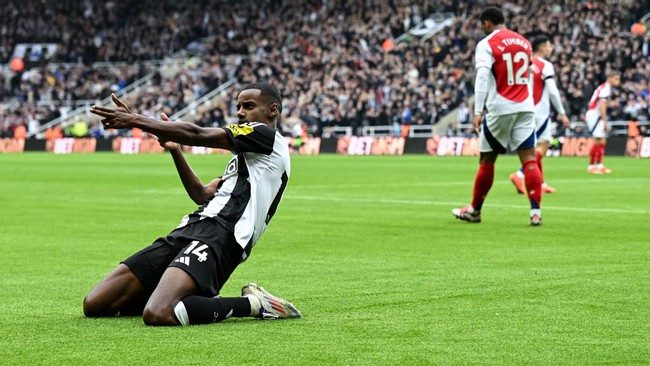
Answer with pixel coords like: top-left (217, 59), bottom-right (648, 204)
top-left (174, 256), bottom-right (190, 265)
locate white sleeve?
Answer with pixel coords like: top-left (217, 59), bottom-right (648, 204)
top-left (474, 40), bottom-right (494, 70)
top-left (474, 67), bottom-right (490, 115)
top-left (544, 78), bottom-right (566, 115)
top-left (474, 40), bottom-right (493, 115)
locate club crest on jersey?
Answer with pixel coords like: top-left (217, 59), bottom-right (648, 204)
top-left (227, 124), bottom-right (254, 137)
top-left (223, 157), bottom-right (238, 178)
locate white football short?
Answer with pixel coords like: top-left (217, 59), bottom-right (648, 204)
top-left (535, 115), bottom-right (552, 143)
top-left (585, 110), bottom-right (606, 138)
top-left (479, 112), bottom-right (536, 153)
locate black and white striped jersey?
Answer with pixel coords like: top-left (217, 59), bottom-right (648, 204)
top-left (176, 122), bottom-right (290, 260)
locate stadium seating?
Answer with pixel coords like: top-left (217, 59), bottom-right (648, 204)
top-left (1, 0), bottom-right (649, 139)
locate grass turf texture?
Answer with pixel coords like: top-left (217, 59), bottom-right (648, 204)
top-left (1, 153), bottom-right (649, 365)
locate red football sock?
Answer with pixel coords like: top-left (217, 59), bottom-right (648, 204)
top-left (589, 144), bottom-right (597, 165)
top-left (523, 159), bottom-right (542, 209)
top-left (597, 144), bottom-right (605, 164)
top-left (471, 163), bottom-right (494, 212)
top-left (535, 150), bottom-right (544, 178)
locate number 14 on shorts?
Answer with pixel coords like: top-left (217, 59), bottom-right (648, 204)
top-left (185, 240), bottom-right (208, 262)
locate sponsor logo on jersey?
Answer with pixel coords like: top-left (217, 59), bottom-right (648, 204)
top-left (227, 124), bottom-right (255, 137)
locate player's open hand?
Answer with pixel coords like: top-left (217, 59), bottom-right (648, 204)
top-left (157, 113), bottom-right (179, 151)
top-left (90, 94), bottom-right (136, 129)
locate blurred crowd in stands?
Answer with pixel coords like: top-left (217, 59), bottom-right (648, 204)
top-left (0, 0), bottom-right (212, 64)
top-left (1, 0), bottom-right (650, 140)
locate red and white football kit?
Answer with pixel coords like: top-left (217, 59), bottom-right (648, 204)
top-left (531, 56), bottom-right (566, 142)
top-left (585, 82), bottom-right (612, 138)
top-left (474, 29), bottom-right (535, 153)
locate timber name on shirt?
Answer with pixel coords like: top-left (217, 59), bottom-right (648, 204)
top-left (474, 29), bottom-right (534, 116)
top-left (177, 122), bottom-right (290, 260)
top-left (496, 37), bottom-right (531, 51)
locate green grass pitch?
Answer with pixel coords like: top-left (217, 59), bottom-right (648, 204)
top-left (1, 152), bottom-right (649, 365)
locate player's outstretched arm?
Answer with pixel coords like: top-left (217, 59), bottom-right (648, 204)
top-left (90, 94), bottom-right (236, 151)
top-left (158, 113), bottom-right (220, 205)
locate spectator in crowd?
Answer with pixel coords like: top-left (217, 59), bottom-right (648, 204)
top-left (2, 0), bottom-right (650, 138)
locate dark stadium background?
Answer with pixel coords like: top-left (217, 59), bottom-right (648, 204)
top-left (1, 0), bottom-right (650, 154)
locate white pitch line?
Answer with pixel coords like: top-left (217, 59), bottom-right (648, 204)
top-left (291, 181), bottom-right (470, 189)
top-left (136, 177), bottom-right (650, 192)
top-left (135, 177), bottom-right (650, 214)
top-left (283, 195), bottom-right (650, 215)
top-left (291, 177), bottom-right (650, 189)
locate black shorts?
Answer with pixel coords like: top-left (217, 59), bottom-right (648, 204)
top-left (122, 218), bottom-right (244, 297)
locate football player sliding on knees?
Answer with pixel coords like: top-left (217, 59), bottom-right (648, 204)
top-left (85, 84), bottom-right (301, 326)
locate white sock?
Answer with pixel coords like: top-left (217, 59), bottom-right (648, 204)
top-left (516, 170), bottom-right (525, 179)
top-left (530, 209), bottom-right (541, 218)
top-left (174, 301), bottom-right (190, 326)
top-left (245, 295), bottom-right (261, 317)
top-left (542, 182), bottom-right (548, 188)
top-left (597, 163), bottom-right (604, 169)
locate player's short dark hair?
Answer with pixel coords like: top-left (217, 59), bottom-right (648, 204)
top-left (242, 82), bottom-right (283, 115)
top-left (532, 35), bottom-right (551, 52)
top-left (479, 7), bottom-right (505, 25)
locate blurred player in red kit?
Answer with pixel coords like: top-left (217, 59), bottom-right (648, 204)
top-left (585, 72), bottom-right (621, 174)
top-left (509, 35), bottom-right (570, 194)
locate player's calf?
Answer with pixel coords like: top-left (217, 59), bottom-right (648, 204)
top-left (83, 264), bottom-right (148, 317)
top-left (143, 302), bottom-right (181, 326)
